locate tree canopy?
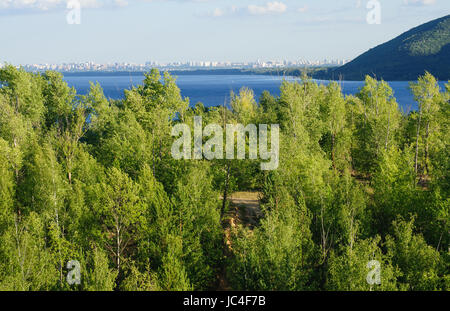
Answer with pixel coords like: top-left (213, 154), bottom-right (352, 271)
top-left (0, 65), bottom-right (448, 291)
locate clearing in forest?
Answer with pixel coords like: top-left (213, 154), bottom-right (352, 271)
top-left (218, 191), bottom-right (262, 290)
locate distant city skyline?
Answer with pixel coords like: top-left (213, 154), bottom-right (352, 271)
top-left (9, 58), bottom-right (350, 72)
top-left (0, 0), bottom-right (448, 64)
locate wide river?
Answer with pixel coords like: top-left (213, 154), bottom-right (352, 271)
top-left (63, 73), bottom-right (448, 113)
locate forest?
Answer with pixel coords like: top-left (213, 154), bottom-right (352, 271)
top-left (0, 65), bottom-right (448, 291)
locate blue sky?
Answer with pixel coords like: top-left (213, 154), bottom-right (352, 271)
top-left (0, 0), bottom-right (448, 64)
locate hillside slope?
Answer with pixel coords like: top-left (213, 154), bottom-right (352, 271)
top-left (326, 15), bottom-right (450, 81)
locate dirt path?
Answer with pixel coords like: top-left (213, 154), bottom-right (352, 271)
top-left (217, 191), bottom-right (262, 291)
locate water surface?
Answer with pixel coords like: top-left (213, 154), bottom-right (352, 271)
top-left (63, 73), bottom-right (447, 113)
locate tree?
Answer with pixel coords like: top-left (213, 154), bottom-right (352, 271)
top-left (230, 87), bottom-right (259, 124)
top-left (320, 82), bottom-right (348, 170)
top-left (386, 218), bottom-right (443, 290)
top-left (0, 138), bottom-right (15, 231)
top-left (354, 76), bottom-right (401, 173)
top-left (85, 245), bottom-right (118, 291)
top-left (258, 90), bottom-right (278, 124)
top-left (158, 234), bottom-right (192, 291)
top-left (0, 212), bottom-right (58, 290)
top-left (228, 202), bottom-right (315, 290)
top-left (372, 146), bottom-right (417, 233)
top-left (120, 262), bottom-right (158, 291)
top-left (0, 65), bottom-right (45, 128)
top-left (135, 164), bottom-right (173, 274)
top-left (42, 71), bottom-right (76, 130)
top-left (172, 163), bottom-right (222, 289)
top-left (410, 72), bottom-right (441, 177)
top-left (95, 167), bottom-right (142, 278)
top-left (327, 236), bottom-right (398, 291)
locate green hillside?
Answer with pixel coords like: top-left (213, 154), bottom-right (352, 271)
top-left (323, 15), bottom-right (450, 81)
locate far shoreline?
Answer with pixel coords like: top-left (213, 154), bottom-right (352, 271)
top-left (59, 68), bottom-right (327, 78)
top-left (59, 69), bottom-right (448, 83)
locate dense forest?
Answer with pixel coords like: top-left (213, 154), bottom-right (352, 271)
top-left (0, 65), bottom-right (448, 291)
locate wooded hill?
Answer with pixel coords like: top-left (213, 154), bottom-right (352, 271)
top-left (316, 15), bottom-right (450, 81)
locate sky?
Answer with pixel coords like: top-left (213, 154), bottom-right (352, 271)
top-left (0, 0), bottom-right (448, 64)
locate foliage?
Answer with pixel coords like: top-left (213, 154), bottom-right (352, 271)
top-left (0, 66), bottom-right (448, 291)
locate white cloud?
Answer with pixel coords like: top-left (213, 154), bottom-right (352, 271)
top-left (207, 2), bottom-right (288, 18)
top-left (297, 5), bottom-right (307, 13)
top-left (0, 0), bottom-right (62, 10)
top-left (247, 1), bottom-right (287, 15)
top-left (403, 0), bottom-right (436, 5)
top-left (0, 0), bottom-right (126, 11)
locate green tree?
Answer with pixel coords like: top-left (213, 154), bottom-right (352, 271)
top-left (0, 212), bottom-right (58, 290)
top-left (410, 72), bottom-right (442, 176)
top-left (172, 164), bottom-right (222, 289)
top-left (95, 167), bottom-right (142, 277)
top-left (158, 234), bottom-right (192, 291)
top-left (386, 218), bottom-right (443, 290)
top-left (320, 82), bottom-right (348, 170)
top-left (85, 245), bottom-right (118, 291)
top-left (354, 76), bottom-right (401, 173)
top-left (327, 236), bottom-right (398, 291)
top-left (228, 202), bottom-right (315, 290)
